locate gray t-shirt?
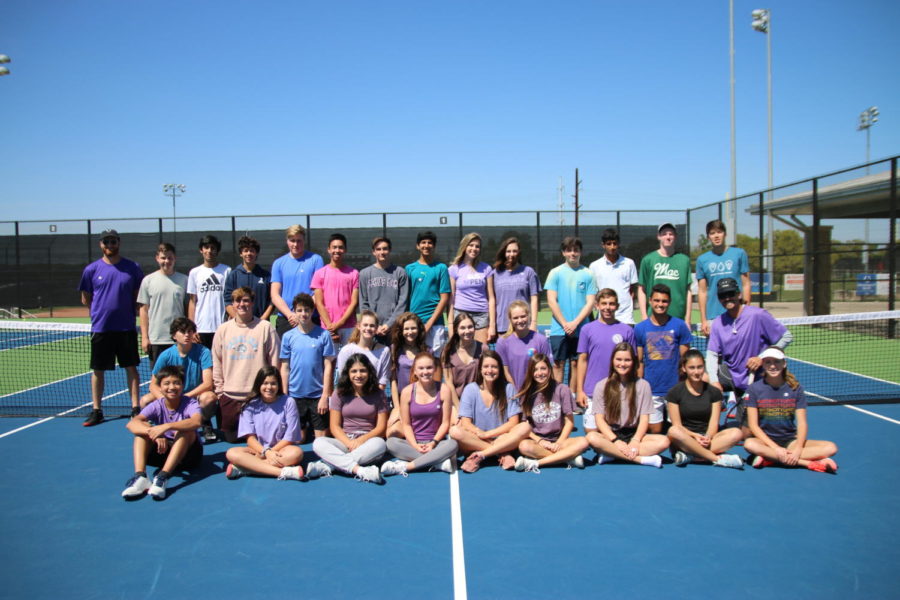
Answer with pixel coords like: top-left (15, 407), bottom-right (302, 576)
top-left (137, 270), bottom-right (188, 344)
top-left (358, 264), bottom-right (409, 330)
top-left (591, 378), bottom-right (653, 430)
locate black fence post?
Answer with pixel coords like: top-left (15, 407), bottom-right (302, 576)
top-left (889, 157), bottom-right (897, 338)
top-left (14, 221), bottom-right (21, 317)
top-left (231, 216), bottom-right (237, 266)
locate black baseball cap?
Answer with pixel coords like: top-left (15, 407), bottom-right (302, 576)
top-left (716, 278), bottom-right (739, 297)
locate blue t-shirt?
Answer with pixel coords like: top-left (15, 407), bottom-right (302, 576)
top-left (696, 247), bottom-right (749, 321)
top-left (280, 325), bottom-right (335, 398)
top-left (271, 251), bottom-right (324, 317)
top-left (544, 264), bottom-right (598, 337)
top-left (458, 382), bottom-right (520, 431)
top-left (152, 344), bottom-right (213, 393)
top-left (634, 316), bottom-right (692, 396)
top-left (746, 379), bottom-right (807, 440)
top-left (405, 260), bottom-right (451, 326)
top-left (224, 264), bottom-right (271, 318)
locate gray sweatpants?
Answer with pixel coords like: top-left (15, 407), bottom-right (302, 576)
top-left (312, 436), bottom-right (387, 475)
top-left (386, 438), bottom-right (459, 471)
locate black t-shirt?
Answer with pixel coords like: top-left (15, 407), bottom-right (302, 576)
top-left (665, 381), bottom-right (723, 435)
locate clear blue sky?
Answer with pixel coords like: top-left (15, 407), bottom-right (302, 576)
top-left (1, 0), bottom-right (897, 223)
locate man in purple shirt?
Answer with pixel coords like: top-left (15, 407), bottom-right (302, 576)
top-left (78, 229), bottom-right (144, 427)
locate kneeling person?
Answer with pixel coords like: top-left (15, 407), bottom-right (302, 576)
top-left (122, 366), bottom-right (202, 501)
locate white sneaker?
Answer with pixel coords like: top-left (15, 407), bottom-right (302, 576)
top-left (566, 455), bottom-right (585, 470)
top-left (673, 451), bottom-right (692, 467)
top-left (121, 474), bottom-right (150, 499)
top-left (714, 454), bottom-right (744, 469)
top-left (226, 463), bottom-right (247, 480)
top-left (355, 465), bottom-right (384, 484)
top-left (304, 460), bottom-right (333, 480)
top-left (515, 456), bottom-right (541, 473)
top-left (278, 465), bottom-right (303, 480)
top-left (148, 475), bottom-right (168, 500)
top-left (437, 458), bottom-right (456, 474)
top-left (380, 460), bottom-right (408, 478)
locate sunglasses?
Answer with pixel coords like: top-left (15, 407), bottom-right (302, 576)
top-left (102, 238), bottom-right (119, 245)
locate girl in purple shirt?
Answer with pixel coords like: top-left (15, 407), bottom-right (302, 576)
top-left (513, 354), bottom-right (588, 473)
top-left (390, 312), bottom-right (439, 438)
top-left (225, 366), bottom-right (304, 481)
top-left (586, 342), bottom-right (670, 468)
top-left (309, 354), bottom-right (388, 484)
top-left (382, 353), bottom-right (459, 477)
top-left (496, 300), bottom-right (553, 391)
top-left (448, 233), bottom-right (496, 343)
top-left (492, 237), bottom-right (540, 334)
top-left (441, 312), bottom-right (483, 418)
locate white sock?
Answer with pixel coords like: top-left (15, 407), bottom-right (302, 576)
top-left (596, 453), bottom-right (616, 465)
top-left (640, 455), bottom-right (663, 468)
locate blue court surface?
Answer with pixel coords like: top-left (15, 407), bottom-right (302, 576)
top-left (1, 401), bottom-right (899, 600)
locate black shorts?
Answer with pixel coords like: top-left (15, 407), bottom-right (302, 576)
top-left (772, 436), bottom-right (797, 448)
top-left (198, 332), bottom-right (215, 350)
top-left (293, 396), bottom-right (328, 432)
top-left (90, 331), bottom-right (140, 371)
top-left (147, 439), bottom-right (203, 470)
top-left (147, 344), bottom-right (173, 367)
top-left (550, 335), bottom-right (579, 362)
top-left (613, 426), bottom-right (638, 443)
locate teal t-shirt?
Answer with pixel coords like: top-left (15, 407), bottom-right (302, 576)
top-left (695, 246), bottom-right (749, 321)
top-left (639, 251), bottom-right (692, 320)
top-left (544, 264), bottom-right (598, 337)
top-left (405, 260), bottom-right (451, 326)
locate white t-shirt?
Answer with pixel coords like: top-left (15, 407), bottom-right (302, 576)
top-left (588, 254), bottom-right (638, 324)
top-left (186, 264), bottom-right (231, 333)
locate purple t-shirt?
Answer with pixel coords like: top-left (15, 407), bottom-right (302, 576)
top-left (577, 321), bottom-right (636, 400)
top-left (495, 331), bottom-right (553, 392)
top-left (448, 262), bottom-right (493, 312)
top-left (238, 394), bottom-right (301, 447)
top-left (140, 396), bottom-right (199, 440)
top-left (394, 353), bottom-right (415, 396)
top-left (709, 306), bottom-right (788, 390)
top-left (527, 383), bottom-right (574, 440)
top-left (493, 265), bottom-right (541, 332)
top-left (591, 378), bottom-right (653, 430)
top-left (458, 382), bottom-right (521, 431)
top-left (78, 258), bottom-right (144, 332)
top-left (329, 390), bottom-right (388, 436)
top-left (746, 379), bottom-right (807, 440)
top-left (409, 383), bottom-right (444, 441)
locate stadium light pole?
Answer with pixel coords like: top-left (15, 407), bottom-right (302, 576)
top-left (857, 106), bottom-right (878, 268)
top-left (752, 8), bottom-right (775, 280)
top-left (163, 184), bottom-right (186, 247)
top-left (0, 54), bottom-right (10, 76)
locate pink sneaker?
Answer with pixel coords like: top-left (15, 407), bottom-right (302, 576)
top-left (807, 458), bottom-right (838, 474)
top-left (751, 455), bottom-right (775, 469)
top-left (461, 453), bottom-right (484, 473)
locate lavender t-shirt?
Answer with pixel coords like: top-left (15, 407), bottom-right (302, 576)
top-left (329, 390), bottom-right (388, 436)
top-left (238, 394), bottom-right (301, 447)
top-left (458, 382), bottom-right (521, 430)
top-left (577, 321), bottom-right (636, 400)
top-left (409, 383), bottom-right (443, 441)
top-left (709, 306), bottom-right (787, 390)
top-left (495, 331), bottom-right (553, 391)
top-left (493, 266), bottom-right (541, 332)
top-left (394, 353), bottom-right (415, 396)
top-left (140, 396), bottom-right (199, 440)
top-left (527, 383), bottom-right (574, 440)
top-left (448, 262), bottom-right (493, 312)
top-left (591, 378), bottom-right (653, 430)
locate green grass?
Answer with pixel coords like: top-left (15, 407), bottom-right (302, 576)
top-left (785, 326), bottom-right (900, 384)
top-left (0, 336), bottom-right (92, 396)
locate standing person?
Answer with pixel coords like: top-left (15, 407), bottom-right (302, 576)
top-left (513, 354), bottom-right (589, 473)
top-left (279, 293), bottom-right (335, 442)
top-left (211, 287), bottom-right (281, 442)
top-left (743, 347), bottom-right (839, 473)
top-left (382, 353), bottom-right (459, 477)
top-left (405, 231), bottom-right (451, 357)
top-left (121, 365), bottom-right (202, 501)
top-left (634, 284), bottom-right (692, 433)
top-left (224, 235), bottom-right (273, 322)
top-left (270, 224), bottom-right (324, 337)
top-left (589, 228), bottom-right (639, 325)
top-left (576, 290), bottom-right (635, 432)
top-left (187, 235), bottom-right (231, 349)
top-left (441, 313), bottom-right (483, 414)
top-left (138, 242), bottom-right (187, 369)
top-left (308, 355), bottom-right (388, 484)
top-left (585, 342), bottom-right (670, 467)
top-left (311, 233), bottom-right (359, 350)
top-left (448, 232), bottom-right (496, 344)
top-left (492, 237), bottom-right (541, 335)
top-left (666, 349), bottom-right (744, 468)
top-left (224, 366), bottom-right (305, 481)
top-left (545, 236), bottom-right (598, 387)
top-left (707, 278), bottom-right (792, 408)
top-left (696, 219), bottom-right (751, 336)
top-left (638, 223), bottom-right (692, 326)
top-left (336, 310), bottom-right (391, 390)
top-left (496, 300), bottom-right (552, 391)
top-left (358, 236), bottom-right (409, 344)
top-left (78, 229), bottom-right (144, 426)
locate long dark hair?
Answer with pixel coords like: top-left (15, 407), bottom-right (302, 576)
top-left (441, 312), bottom-right (478, 367)
top-left (517, 353), bottom-right (556, 420)
top-left (248, 366), bottom-right (283, 410)
top-left (603, 342), bottom-right (639, 427)
top-left (475, 349), bottom-right (510, 421)
top-left (336, 354), bottom-right (379, 397)
top-left (678, 348), bottom-right (705, 381)
top-left (492, 237), bottom-right (520, 272)
top-left (390, 312), bottom-right (426, 371)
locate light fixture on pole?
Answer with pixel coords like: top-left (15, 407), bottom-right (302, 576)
top-left (857, 106), bottom-right (879, 174)
top-left (752, 8), bottom-right (774, 280)
top-left (0, 54), bottom-right (10, 77)
top-left (162, 184), bottom-right (186, 245)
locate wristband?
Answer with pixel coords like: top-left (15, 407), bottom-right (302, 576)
top-left (260, 446), bottom-right (270, 457)
top-left (431, 439), bottom-right (440, 445)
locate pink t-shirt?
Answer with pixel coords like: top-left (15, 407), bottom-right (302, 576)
top-left (311, 264), bottom-right (359, 329)
top-left (329, 390), bottom-right (388, 436)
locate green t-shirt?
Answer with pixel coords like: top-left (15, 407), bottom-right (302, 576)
top-left (639, 252), bottom-right (691, 320)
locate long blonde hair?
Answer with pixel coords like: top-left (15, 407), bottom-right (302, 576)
top-left (502, 300), bottom-right (530, 338)
top-left (348, 310), bottom-right (379, 345)
top-left (452, 232), bottom-right (482, 266)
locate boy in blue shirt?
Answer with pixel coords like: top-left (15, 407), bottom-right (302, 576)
top-left (405, 231), bottom-right (451, 356)
top-left (696, 219), bottom-right (750, 335)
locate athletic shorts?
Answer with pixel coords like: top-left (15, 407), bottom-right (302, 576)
top-left (198, 332), bottom-right (215, 350)
top-left (147, 439), bottom-right (203, 470)
top-left (147, 343), bottom-right (173, 367)
top-left (458, 310), bottom-right (489, 330)
top-left (90, 330), bottom-right (140, 371)
top-left (217, 394), bottom-right (245, 436)
top-left (583, 397), bottom-right (596, 430)
top-left (293, 396), bottom-right (328, 432)
top-left (613, 426), bottom-right (638, 443)
top-left (650, 395), bottom-right (666, 425)
top-left (771, 436), bottom-right (797, 448)
top-left (550, 335), bottom-right (579, 363)
top-left (425, 325), bottom-right (448, 357)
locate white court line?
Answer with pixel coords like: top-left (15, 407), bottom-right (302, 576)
top-left (790, 357), bottom-right (900, 387)
top-left (449, 469), bottom-right (468, 600)
top-left (806, 391), bottom-right (900, 426)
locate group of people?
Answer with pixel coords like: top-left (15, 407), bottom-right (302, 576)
top-left (76, 222), bottom-right (838, 502)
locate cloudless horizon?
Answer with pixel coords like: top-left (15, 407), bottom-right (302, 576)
top-left (1, 0), bottom-right (898, 223)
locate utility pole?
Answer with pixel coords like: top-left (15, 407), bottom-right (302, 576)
top-left (573, 168), bottom-right (582, 237)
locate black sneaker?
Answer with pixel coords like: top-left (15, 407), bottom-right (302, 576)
top-left (131, 406), bottom-right (141, 418)
top-left (83, 409), bottom-right (104, 427)
top-left (202, 424), bottom-right (218, 443)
